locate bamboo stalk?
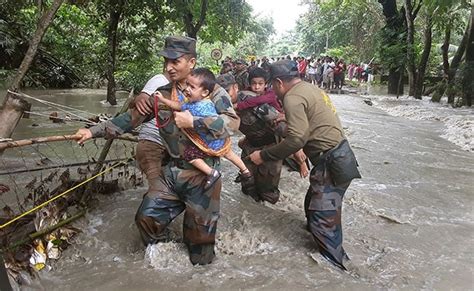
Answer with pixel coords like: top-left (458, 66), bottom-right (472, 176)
top-left (0, 134), bottom-right (82, 150)
top-left (3, 210), bottom-right (86, 252)
top-left (81, 90), bottom-right (134, 205)
top-left (0, 133), bottom-right (137, 151)
top-left (92, 89), bottom-right (134, 174)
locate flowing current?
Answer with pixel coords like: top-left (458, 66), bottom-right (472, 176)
top-left (4, 88), bottom-right (473, 290)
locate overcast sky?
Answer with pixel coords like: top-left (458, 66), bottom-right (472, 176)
top-left (246, 0), bottom-right (306, 36)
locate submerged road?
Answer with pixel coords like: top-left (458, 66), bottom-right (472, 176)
top-left (36, 92), bottom-right (473, 290)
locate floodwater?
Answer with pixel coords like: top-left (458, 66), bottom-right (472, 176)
top-left (2, 88), bottom-right (473, 290)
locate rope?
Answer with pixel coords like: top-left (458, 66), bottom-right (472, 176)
top-left (154, 85), bottom-right (179, 128)
top-left (23, 111), bottom-right (96, 126)
top-left (8, 90), bottom-right (96, 117)
top-left (0, 160), bottom-right (128, 230)
top-left (154, 93), bottom-right (171, 128)
top-left (8, 90), bottom-right (97, 124)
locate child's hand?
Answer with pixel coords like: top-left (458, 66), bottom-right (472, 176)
top-left (154, 91), bottom-right (166, 102)
top-left (293, 149), bottom-right (307, 164)
top-left (299, 161), bottom-right (309, 178)
top-left (274, 112), bottom-right (286, 124)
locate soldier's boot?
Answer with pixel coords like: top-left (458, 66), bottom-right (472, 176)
top-left (259, 191), bottom-right (280, 204)
top-left (188, 243), bottom-right (215, 265)
top-left (240, 171), bottom-right (260, 202)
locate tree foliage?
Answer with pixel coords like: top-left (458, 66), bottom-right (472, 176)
top-left (295, 0), bottom-right (385, 62)
top-left (0, 0), bottom-right (257, 90)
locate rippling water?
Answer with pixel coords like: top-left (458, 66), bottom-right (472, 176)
top-left (3, 88), bottom-right (473, 290)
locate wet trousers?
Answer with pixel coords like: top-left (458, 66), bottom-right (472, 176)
top-left (240, 141), bottom-right (283, 204)
top-left (135, 139), bottom-right (166, 182)
top-left (135, 157), bottom-right (221, 265)
top-left (305, 157), bottom-right (351, 269)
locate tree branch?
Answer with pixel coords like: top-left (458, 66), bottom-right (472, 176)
top-left (194, 0), bottom-right (208, 34)
top-left (413, 0), bottom-right (423, 20)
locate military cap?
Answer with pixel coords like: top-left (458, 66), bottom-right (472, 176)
top-left (269, 60), bottom-right (299, 80)
top-left (159, 36), bottom-right (196, 59)
top-left (216, 72), bottom-right (236, 89)
top-left (234, 59), bottom-right (247, 65)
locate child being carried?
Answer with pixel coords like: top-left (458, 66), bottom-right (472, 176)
top-left (156, 67), bottom-right (251, 189)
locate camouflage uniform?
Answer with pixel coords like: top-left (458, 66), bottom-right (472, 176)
top-left (237, 91), bottom-right (286, 204)
top-left (89, 36), bottom-right (240, 265)
top-left (233, 60), bottom-right (250, 91)
top-left (90, 84), bottom-right (237, 265)
top-left (260, 60), bottom-right (360, 269)
top-left (304, 152), bottom-right (351, 269)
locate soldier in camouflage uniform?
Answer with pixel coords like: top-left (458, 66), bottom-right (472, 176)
top-left (76, 36), bottom-right (240, 265)
top-left (249, 60), bottom-right (360, 270)
top-left (217, 72), bottom-right (286, 204)
top-left (233, 59), bottom-right (250, 91)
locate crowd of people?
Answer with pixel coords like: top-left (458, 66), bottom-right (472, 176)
top-left (220, 55), bottom-right (375, 91)
top-left (74, 36), bottom-right (361, 271)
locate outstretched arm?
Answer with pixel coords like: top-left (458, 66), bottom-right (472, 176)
top-left (236, 90), bottom-right (277, 111)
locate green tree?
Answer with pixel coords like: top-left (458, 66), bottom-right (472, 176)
top-left (166, 0), bottom-right (252, 43)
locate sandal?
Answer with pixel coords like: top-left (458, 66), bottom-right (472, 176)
top-left (204, 169), bottom-right (221, 190)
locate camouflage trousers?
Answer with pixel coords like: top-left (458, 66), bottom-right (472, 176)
top-left (135, 157), bottom-right (221, 265)
top-left (240, 141), bottom-right (282, 204)
top-left (304, 156), bottom-right (351, 270)
top-left (135, 139), bottom-right (167, 181)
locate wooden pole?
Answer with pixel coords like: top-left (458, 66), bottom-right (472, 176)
top-left (81, 90), bottom-right (134, 205)
top-left (0, 134), bottom-right (81, 151)
top-left (92, 90), bottom-right (134, 174)
top-left (0, 133), bottom-right (137, 151)
top-left (4, 210), bottom-right (86, 252)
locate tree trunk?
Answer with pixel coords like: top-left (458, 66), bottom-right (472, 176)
top-left (388, 68), bottom-right (404, 95)
top-left (0, 92), bottom-right (32, 155)
top-left (461, 6), bottom-right (474, 107)
top-left (414, 15), bottom-right (433, 99)
top-left (6, 0), bottom-right (64, 94)
top-left (441, 26), bottom-right (451, 76)
top-left (105, 0), bottom-right (124, 106)
top-left (182, 0), bottom-right (208, 39)
top-left (447, 21), bottom-right (470, 104)
top-left (404, 0), bottom-right (416, 97)
top-left (378, 0), bottom-right (406, 95)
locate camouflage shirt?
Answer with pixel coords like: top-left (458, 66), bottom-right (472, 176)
top-left (236, 91), bottom-right (286, 147)
top-left (234, 69), bottom-right (249, 91)
top-left (89, 83), bottom-right (239, 159)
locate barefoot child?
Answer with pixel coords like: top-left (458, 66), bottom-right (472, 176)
top-left (156, 67), bottom-right (250, 188)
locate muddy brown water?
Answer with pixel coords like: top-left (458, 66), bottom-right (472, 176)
top-left (1, 88), bottom-right (473, 290)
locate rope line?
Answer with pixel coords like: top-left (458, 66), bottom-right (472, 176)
top-left (8, 90), bottom-right (97, 124)
top-left (23, 111), bottom-right (96, 126)
top-left (8, 90), bottom-right (96, 117)
top-left (0, 160), bottom-right (128, 229)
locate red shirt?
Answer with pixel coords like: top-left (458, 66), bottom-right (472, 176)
top-left (236, 89), bottom-right (283, 112)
